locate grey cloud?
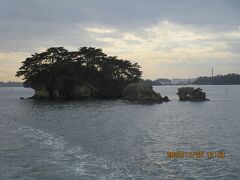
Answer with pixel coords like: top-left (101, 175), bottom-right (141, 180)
top-left (0, 0), bottom-right (239, 52)
top-left (225, 41), bottom-right (240, 53)
top-left (1, 0), bottom-right (239, 26)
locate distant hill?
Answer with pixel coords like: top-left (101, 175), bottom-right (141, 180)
top-left (144, 79), bottom-right (162, 86)
top-left (154, 78), bottom-right (172, 85)
top-left (193, 73), bottom-right (240, 85)
top-left (145, 74), bottom-right (240, 86)
top-left (0, 81), bottom-right (23, 87)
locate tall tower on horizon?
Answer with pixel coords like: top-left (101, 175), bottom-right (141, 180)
top-left (212, 68), bottom-right (213, 77)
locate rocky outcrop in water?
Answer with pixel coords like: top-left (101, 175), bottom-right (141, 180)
top-left (177, 87), bottom-right (209, 101)
top-left (122, 82), bottom-right (170, 103)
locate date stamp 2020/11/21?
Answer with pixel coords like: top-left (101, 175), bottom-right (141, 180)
top-left (167, 151), bottom-right (225, 159)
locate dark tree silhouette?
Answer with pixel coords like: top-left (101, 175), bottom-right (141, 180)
top-left (16, 47), bottom-right (142, 98)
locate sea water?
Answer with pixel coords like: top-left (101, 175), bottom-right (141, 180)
top-left (0, 86), bottom-right (239, 179)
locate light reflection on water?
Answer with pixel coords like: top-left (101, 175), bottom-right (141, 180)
top-left (0, 86), bottom-right (240, 179)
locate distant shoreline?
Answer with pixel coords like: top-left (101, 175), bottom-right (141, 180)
top-left (1, 84), bottom-right (240, 88)
top-left (146, 74), bottom-right (240, 86)
top-left (0, 82), bottom-right (23, 87)
top-left (153, 84), bottom-right (240, 86)
top-left (1, 83), bottom-right (240, 88)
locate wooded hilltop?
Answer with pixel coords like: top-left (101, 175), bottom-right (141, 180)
top-left (16, 47), bottom-right (142, 99)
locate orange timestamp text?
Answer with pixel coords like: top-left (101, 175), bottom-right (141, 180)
top-left (167, 151), bottom-right (225, 159)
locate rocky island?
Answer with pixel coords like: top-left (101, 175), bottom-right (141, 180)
top-left (177, 87), bottom-right (209, 101)
top-left (16, 47), bottom-right (169, 103)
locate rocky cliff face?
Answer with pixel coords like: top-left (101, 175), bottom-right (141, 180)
top-left (32, 83), bottom-right (98, 99)
top-left (31, 81), bottom-right (170, 103)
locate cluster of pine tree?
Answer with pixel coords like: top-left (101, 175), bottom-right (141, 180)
top-left (16, 47), bottom-right (142, 98)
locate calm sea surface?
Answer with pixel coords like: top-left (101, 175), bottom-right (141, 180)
top-left (0, 85), bottom-right (239, 180)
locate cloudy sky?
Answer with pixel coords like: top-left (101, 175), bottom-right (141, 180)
top-left (0, 0), bottom-right (240, 81)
